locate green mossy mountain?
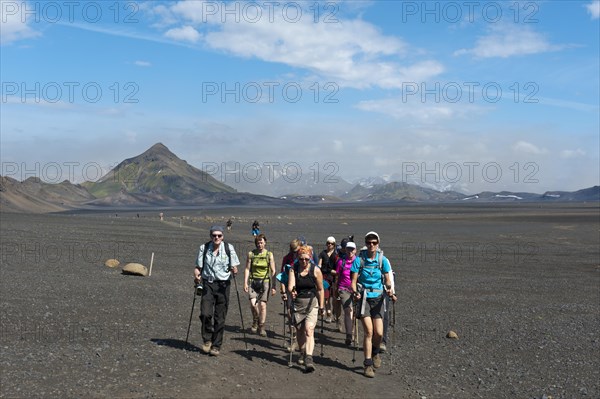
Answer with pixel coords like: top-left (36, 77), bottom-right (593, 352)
top-left (84, 143), bottom-right (236, 200)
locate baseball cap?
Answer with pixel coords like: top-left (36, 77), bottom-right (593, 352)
top-left (345, 241), bottom-right (357, 250)
top-left (365, 231), bottom-right (380, 242)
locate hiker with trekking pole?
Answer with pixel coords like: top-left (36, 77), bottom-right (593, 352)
top-left (279, 239), bottom-right (301, 351)
top-left (333, 240), bottom-right (360, 346)
top-left (318, 236), bottom-right (338, 324)
top-left (351, 231), bottom-right (396, 378)
top-left (193, 225), bottom-right (241, 356)
top-left (287, 245), bottom-right (325, 373)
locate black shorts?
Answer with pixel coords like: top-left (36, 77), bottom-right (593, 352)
top-left (357, 294), bottom-right (385, 319)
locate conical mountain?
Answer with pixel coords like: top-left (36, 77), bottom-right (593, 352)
top-left (84, 143), bottom-right (236, 201)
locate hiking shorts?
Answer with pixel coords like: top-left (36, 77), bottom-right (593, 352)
top-left (249, 279), bottom-right (270, 302)
top-left (357, 294), bottom-right (384, 320)
top-left (338, 289), bottom-right (353, 310)
top-left (293, 296), bottom-right (319, 327)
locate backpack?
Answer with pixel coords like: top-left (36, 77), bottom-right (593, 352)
top-left (357, 248), bottom-right (386, 289)
top-left (358, 248), bottom-right (384, 272)
top-left (250, 250), bottom-right (271, 293)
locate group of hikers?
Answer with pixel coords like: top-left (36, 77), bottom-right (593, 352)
top-left (192, 225), bottom-right (397, 378)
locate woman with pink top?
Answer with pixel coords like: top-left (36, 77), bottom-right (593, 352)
top-left (333, 241), bottom-right (360, 345)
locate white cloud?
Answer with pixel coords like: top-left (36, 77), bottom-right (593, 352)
top-left (164, 26), bottom-right (201, 43)
top-left (0, 0), bottom-right (41, 45)
top-left (163, 2), bottom-right (444, 89)
top-left (134, 60), bottom-right (152, 67)
top-left (356, 97), bottom-right (483, 122)
top-left (333, 140), bottom-right (343, 153)
top-left (2, 95), bottom-right (72, 109)
top-left (586, 1), bottom-right (600, 19)
top-left (560, 148), bottom-right (586, 158)
top-left (512, 141), bottom-right (547, 155)
top-left (454, 24), bottom-right (567, 58)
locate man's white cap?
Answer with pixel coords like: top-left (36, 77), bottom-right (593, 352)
top-left (365, 231), bottom-right (380, 242)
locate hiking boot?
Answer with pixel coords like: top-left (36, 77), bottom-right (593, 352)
top-left (345, 334), bottom-right (352, 346)
top-left (251, 317), bottom-right (258, 333)
top-left (380, 343), bottom-right (387, 353)
top-left (297, 352), bottom-right (305, 366)
top-left (304, 356), bottom-right (315, 372)
top-left (373, 354), bottom-right (382, 369)
top-left (201, 341), bottom-right (212, 354)
top-left (258, 326), bottom-right (267, 337)
top-left (364, 365), bottom-right (375, 378)
top-left (209, 347), bottom-right (220, 357)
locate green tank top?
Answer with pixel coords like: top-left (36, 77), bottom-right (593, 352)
top-left (250, 249), bottom-right (271, 280)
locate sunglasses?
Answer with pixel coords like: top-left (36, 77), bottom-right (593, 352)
top-left (212, 234), bottom-right (223, 238)
top-left (326, 242), bottom-right (335, 245)
top-left (299, 257), bottom-right (311, 261)
top-left (366, 241), bottom-right (378, 245)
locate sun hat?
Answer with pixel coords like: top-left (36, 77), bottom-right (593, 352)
top-left (326, 236), bottom-right (336, 243)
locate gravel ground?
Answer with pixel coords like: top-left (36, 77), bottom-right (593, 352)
top-left (0, 203), bottom-right (598, 398)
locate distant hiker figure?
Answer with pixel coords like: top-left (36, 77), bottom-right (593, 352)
top-left (226, 219), bottom-right (233, 231)
top-left (159, 212), bottom-right (164, 221)
top-left (251, 220), bottom-right (260, 236)
top-left (351, 231), bottom-right (396, 378)
top-left (194, 225), bottom-right (240, 357)
top-left (243, 234), bottom-right (276, 337)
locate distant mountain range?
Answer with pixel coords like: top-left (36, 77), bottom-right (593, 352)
top-left (216, 161), bottom-right (355, 197)
top-left (1, 143), bottom-right (598, 213)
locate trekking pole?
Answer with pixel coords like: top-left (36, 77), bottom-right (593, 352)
top-left (320, 310), bottom-right (324, 357)
top-left (283, 300), bottom-right (287, 342)
top-left (389, 299), bottom-right (396, 374)
top-left (185, 284), bottom-right (198, 348)
top-left (288, 303), bottom-right (294, 367)
top-left (351, 301), bottom-right (358, 364)
top-left (231, 272), bottom-right (248, 351)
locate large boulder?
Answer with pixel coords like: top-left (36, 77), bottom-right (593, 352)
top-left (122, 263), bottom-right (148, 276)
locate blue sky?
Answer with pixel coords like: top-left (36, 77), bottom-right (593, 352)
top-left (1, 0), bottom-right (599, 194)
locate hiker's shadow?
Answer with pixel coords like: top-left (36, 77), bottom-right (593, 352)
top-left (231, 347), bottom-right (290, 366)
top-left (150, 338), bottom-right (199, 352)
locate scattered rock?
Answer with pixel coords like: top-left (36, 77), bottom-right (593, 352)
top-left (446, 331), bottom-right (459, 339)
top-left (104, 259), bottom-right (120, 268)
top-left (122, 263), bottom-right (148, 277)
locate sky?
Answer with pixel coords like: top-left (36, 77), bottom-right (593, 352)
top-left (1, 0), bottom-right (599, 194)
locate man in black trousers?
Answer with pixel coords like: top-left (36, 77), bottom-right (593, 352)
top-left (194, 225), bottom-right (240, 356)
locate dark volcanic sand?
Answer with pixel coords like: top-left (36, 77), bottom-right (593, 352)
top-left (0, 203), bottom-right (598, 398)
